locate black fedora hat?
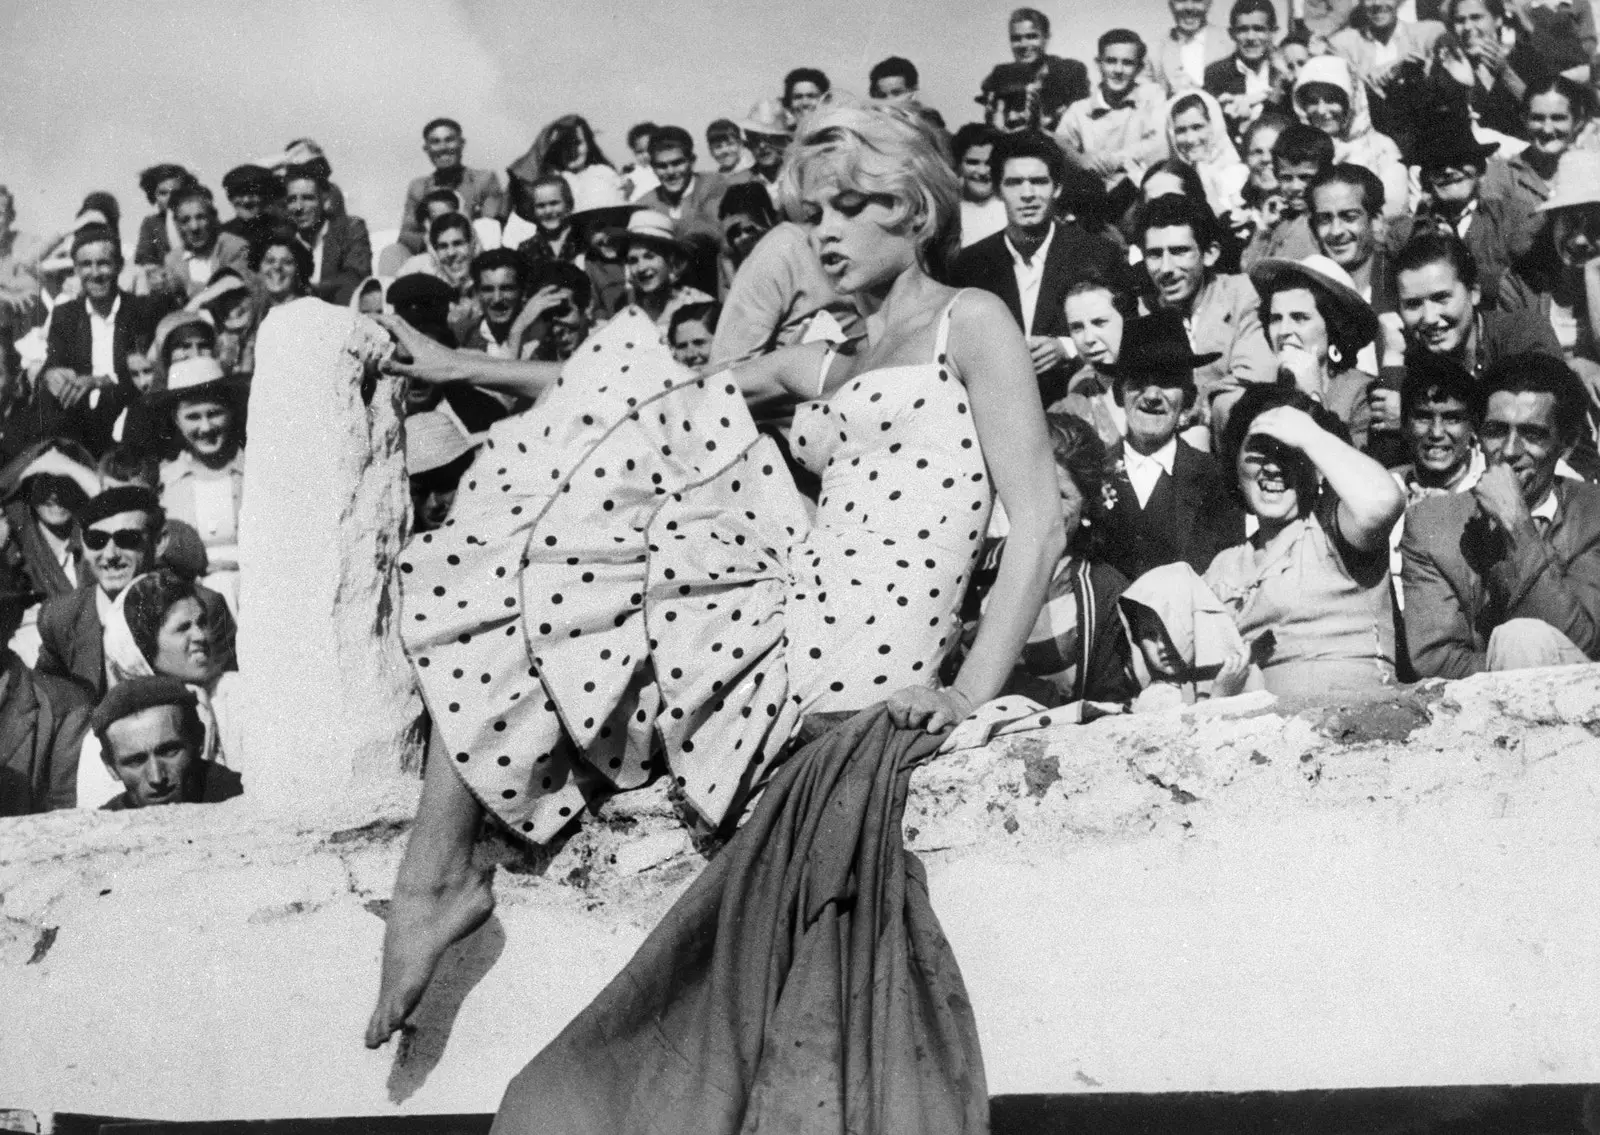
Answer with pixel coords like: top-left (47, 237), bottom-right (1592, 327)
top-left (1102, 311), bottom-right (1221, 384)
top-left (1414, 112), bottom-right (1499, 171)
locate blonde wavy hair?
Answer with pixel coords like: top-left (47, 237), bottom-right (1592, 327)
top-left (777, 98), bottom-right (960, 278)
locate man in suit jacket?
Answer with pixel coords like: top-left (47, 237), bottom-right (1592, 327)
top-left (1097, 312), bottom-right (1245, 584)
top-left (951, 130), bottom-right (1128, 406)
top-left (1136, 193), bottom-right (1275, 444)
top-left (398, 117), bottom-right (506, 254)
top-left (634, 125), bottom-right (730, 297)
top-left (1202, 0), bottom-right (1287, 145)
top-left (158, 186), bottom-right (253, 303)
top-left (1401, 355), bottom-right (1600, 679)
top-left (37, 225), bottom-right (165, 456)
top-left (1149, 0), bottom-right (1234, 94)
top-left (36, 486), bottom-right (233, 700)
top-left (285, 168), bottom-right (372, 307)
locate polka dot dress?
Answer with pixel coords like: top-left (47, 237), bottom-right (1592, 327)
top-left (400, 298), bottom-right (991, 843)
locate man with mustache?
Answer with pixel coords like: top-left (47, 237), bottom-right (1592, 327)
top-left (1137, 193), bottom-right (1276, 444)
top-left (1401, 353), bottom-right (1600, 677)
top-left (1096, 312), bottom-right (1245, 585)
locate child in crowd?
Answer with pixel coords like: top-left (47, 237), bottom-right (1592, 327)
top-left (1117, 563), bottom-right (1262, 711)
top-left (1242, 122), bottom-right (1334, 268)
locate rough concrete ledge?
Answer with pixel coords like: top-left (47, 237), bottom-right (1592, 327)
top-left (3, 665), bottom-right (1600, 1118)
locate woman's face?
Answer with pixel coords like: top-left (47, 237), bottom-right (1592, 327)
top-left (564, 130), bottom-right (590, 172)
top-left (626, 244), bottom-right (674, 296)
top-left (1298, 84), bottom-right (1349, 136)
top-left (1172, 106), bottom-right (1214, 164)
top-left (259, 245), bottom-right (301, 299)
top-left (799, 180), bottom-right (918, 297)
top-left (1010, 19), bottom-right (1047, 64)
top-left (670, 318), bottom-right (714, 370)
top-left (533, 184), bottom-right (571, 233)
top-left (1278, 42), bottom-right (1310, 81)
top-left (1143, 171), bottom-right (1187, 201)
top-left (1552, 204), bottom-right (1600, 269)
top-left (721, 211), bottom-right (769, 265)
top-left (153, 596), bottom-right (214, 684)
top-left (127, 351), bottom-right (156, 394)
top-left (175, 398), bottom-right (235, 461)
top-left (1267, 286), bottom-right (1331, 364)
top-left (1526, 91), bottom-right (1578, 160)
top-left (1065, 289), bottom-right (1124, 368)
top-left (168, 327), bottom-right (215, 365)
top-left (154, 176), bottom-right (186, 212)
top-left (1246, 125), bottom-right (1282, 188)
top-left (357, 283), bottom-right (385, 315)
top-left (1451, 0), bottom-right (1499, 45)
top-left (1127, 604), bottom-right (1184, 679)
top-left (433, 226), bottom-right (473, 279)
top-left (788, 81), bottom-right (825, 117)
top-left (1236, 430), bottom-right (1310, 524)
top-left (30, 476), bottom-right (82, 531)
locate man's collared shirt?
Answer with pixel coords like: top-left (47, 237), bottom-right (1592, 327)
top-left (1531, 487), bottom-right (1560, 528)
top-left (87, 293), bottom-right (122, 379)
top-left (661, 177), bottom-right (694, 222)
top-left (478, 319), bottom-right (514, 359)
top-left (1005, 224), bottom-right (1057, 335)
top-left (301, 222), bottom-right (328, 282)
top-left (1451, 199), bottom-right (1479, 240)
top-left (1179, 31), bottom-right (1209, 86)
top-left (1124, 437), bottom-right (1178, 508)
top-left (1234, 55), bottom-right (1272, 98)
top-left (185, 243), bottom-right (219, 287)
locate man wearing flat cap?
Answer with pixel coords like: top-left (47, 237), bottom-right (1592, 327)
top-left (36, 486), bottom-right (232, 700)
top-left (92, 674), bottom-right (240, 810)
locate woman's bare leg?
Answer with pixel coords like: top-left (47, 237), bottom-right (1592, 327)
top-left (365, 730), bottom-right (495, 1048)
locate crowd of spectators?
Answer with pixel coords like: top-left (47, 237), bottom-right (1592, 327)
top-left (3, 0), bottom-right (1600, 819)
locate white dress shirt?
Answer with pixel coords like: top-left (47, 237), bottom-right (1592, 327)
top-left (87, 294), bottom-right (122, 379)
top-left (1180, 36), bottom-right (1208, 86)
top-left (1006, 225), bottom-right (1058, 335)
top-left (1124, 437), bottom-right (1178, 508)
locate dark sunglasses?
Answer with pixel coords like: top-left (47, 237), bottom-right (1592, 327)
top-left (83, 528), bottom-right (149, 551)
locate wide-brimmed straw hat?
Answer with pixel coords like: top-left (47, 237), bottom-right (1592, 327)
top-left (406, 410), bottom-right (485, 475)
top-left (621, 209), bottom-right (688, 255)
top-left (1538, 149), bottom-right (1600, 213)
top-left (738, 98), bottom-right (793, 138)
top-left (156, 356), bottom-right (242, 407)
top-left (1250, 254), bottom-right (1381, 361)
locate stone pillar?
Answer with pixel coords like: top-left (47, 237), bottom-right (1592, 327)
top-left (236, 298), bottom-right (422, 806)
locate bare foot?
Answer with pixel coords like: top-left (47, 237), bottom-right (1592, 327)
top-left (365, 870), bottom-right (495, 1048)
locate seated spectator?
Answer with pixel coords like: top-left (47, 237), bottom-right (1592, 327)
top-left (781, 68), bottom-right (830, 123)
top-left (1292, 56), bottom-right (1410, 222)
top-left (1166, 90), bottom-right (1250, 225)
top-left (568, 195), bottom-right (634, 319)
top-left (1425, 0), bottom-right (1561, 141)
top-left (1412, 110), bottom-right (1528, 310)
top-left (97, 444), bottom-right (211, 585)
top-left (398, 117), bottom-right (506, 255)
top-left (952, 129), bottom-right (1128, 405)
top-left (1136, 193), bottom-right (1276, 442)
top-left (1056, 29), bottom-right (1169, 197)
top-left (1117, 563), bottom-right (1259, 710)
top-left (36, 486), bottom-right (226, 699)
top-left (1203, 0), bottom-right (1292, 147)
top-left (1096, 311), bottom-right (1246, 584)
top-left (155, 358), bottom-right (246, 613)
top-left (219, 164), bottom-right (291, 251)
top-left (617, 121), bottom-right (658, 202)
top-left (89, 675), bottom-right (242, 811)
top-left (35, 225), bottom-right (163, 457)
top-left (461, 249), bottom-right (525, 358)
top-left (706, 118), bottom-right (745, 176)
top-left (0, 562), bottom-right (89, 815)
top-left (1136, 160), bottom-right (1244, 272)
top-left (352, 276), bottom-right (389, 316)
top-left (1329, 0), bottom-right (1447, 153)
top-left (157, 186), bottom-right (251, 303)
top-left (505, 174), bottom-right (578, 261)
top-left (952, 123), bottom-right (1007, 248)
top-left (386, 274), bottom-right (514, 429)
top-left (1240, 111), bottom-right (1289, 218)
top-left (133, 164), bottom-right (195, 267)
top-left (251, 235), bottom-right (314, 309)
top-left (0, 440), bottom-right (97, 605)
top-left (520, 262), bottom-right (594, 363)
top-left (634, 124), bottom-right (731, 294)
top-left (398, 212), bottom-right (481, 343)
top-left (964, 413), bottom-right (1137, 707)
top-left (406, 409), bottom-right (483, 534)
top-left (980, 61), bottom-right (1048, 135)
top-left (1395, 230), bottom-right (1563, 380)
top-left (868, 56), bottom-right (921, 105)
top-left (1205, 384), bottom-right (1406, 697)
top-left (190, 272), bottom-right (264, 380)
top-left (512, 114), bottom-right (626, 215)
top-left (1241, 121), bottom-right (1332, 269)
top-left (621, 210), bottom-right (714, 328)
top-left (1054, 279), bottom-right (1133, 446)
top-left (1250, 253), bottom-right (1382, 446)
top-left (1150, 0), bottom-right (1233, 95)
top-left (285, 169), bottom-right (371, 306)
top-left (985, 7), bottom-right (1091, 131)
top-left (1401, 353), bottom-right (1600, 676)
top-left (1526, 150), bottom-right (1600, 382)
top-left (715, 182), bottom-right (777, 291)
top-left (668, 301), bottom-right (719, 372)
top-left (265, 139), bottom-right (349, 220)
top-left (1484, 78), bottom-right (1590, 244)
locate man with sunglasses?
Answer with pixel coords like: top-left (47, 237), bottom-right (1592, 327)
top-left (36, 486), bottom-right (232, 700)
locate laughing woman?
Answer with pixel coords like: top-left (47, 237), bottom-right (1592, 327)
top-left (1204, 384), bottom-right (1404, 697)
top-left (364, 100), bottom-right (1065, 1049)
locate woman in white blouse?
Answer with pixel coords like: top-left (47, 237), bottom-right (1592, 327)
top-left (156, 356), bottom-right (245, 614)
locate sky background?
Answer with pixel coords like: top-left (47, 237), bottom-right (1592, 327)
top-left (1, 0), bottom-right (1181, 242)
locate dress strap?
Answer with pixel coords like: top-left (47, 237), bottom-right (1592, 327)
top-left (933, 289), bottom-right (967, 366)
top-left (816, 343), bottom-right (838, 397)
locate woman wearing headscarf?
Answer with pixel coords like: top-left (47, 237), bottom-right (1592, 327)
top-left (1293, 55), bottom-right (1411, 221)
top-left (1117, 562), bottom-right (1260, 711)
top-left (74, 569), bottom-right (240, 808)
top-left (1165, 91), bottom-right (1250, 229)
top-left (508, 115), bottom-right (625, 214)
top-left (0, 439), bottom-right (98, 664)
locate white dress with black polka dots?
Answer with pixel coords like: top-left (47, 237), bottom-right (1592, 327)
top-left (399, 299), bottom-right (990, 843)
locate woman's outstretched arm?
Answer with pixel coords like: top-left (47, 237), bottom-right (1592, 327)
top-left (375, 313), bottom-right (564, 400)
top-left (888, 291), bottom-right (1067, 732)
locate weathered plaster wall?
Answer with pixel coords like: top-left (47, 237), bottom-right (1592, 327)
top-left (3, 670), bottom-right (1599, 1119)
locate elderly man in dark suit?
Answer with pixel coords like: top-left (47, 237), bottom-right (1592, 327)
top-left (36, 486), bottom-right (233, 701)
top-left (285, 168), bottom-right (371, 306)
top-left (1097, 312), bottom-right (1245, 585)
top-left (951, 129), bottom-right (1126, 406)
top-left (35, 225), bottom-right (164, 456)
top-left (1401, 354), bottom-right (1600, 679)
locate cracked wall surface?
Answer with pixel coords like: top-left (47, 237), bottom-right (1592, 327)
top-left (3, 665), bottom-right (1599, 1119)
